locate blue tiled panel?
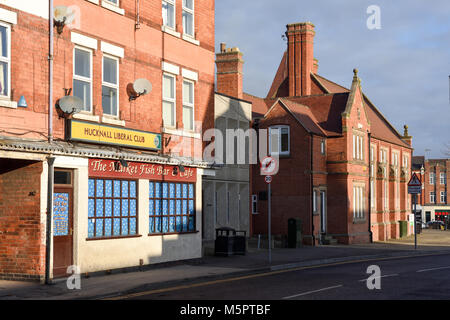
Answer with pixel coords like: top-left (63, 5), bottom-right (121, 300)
top-left (169, 200), bottom-right (175, 215)
top-left (162, 200), bottom-right (168, 215)
top-left (169, 217), bottom-right (175, 232)
top-left (155, 200), bottom-right (161, 215)
top-left (169, 183), bottom-right (175, 198)
top-left (162, 183), bottom-right (168, 198)
top-left (162, 217), bottom-right (168, 233)
top-left (176, 216), bottom-right (182, 232)
top-left (105, 199), bottom-right (112, 217)
top-left (88, 179), bottom-right (95, 197)
top-left (113, 218), bottom-right (121, 236)
top-left (155, 217), bottom-right (161, 233)
top-left (130, 181), bottom-right (136, 198)
top-left (88, 219), bottom-right (95, 238)
top-left (96, 180), bottom-right (104, 197)
top-left (155, 182), bottom-right (161, 198)
top-left (122, 218), bottom-right (128, 235)
top-left (96, 199), bottom-right (104, 217)
top-left (105, 218), bottom-right (112, 237)
top-left (149, 217), bottom-right (154, 233)
top-left (130, 200), bottom-right (136, 216)
top-left (130, 218), bottom-right (136, 235)
top-left (189, 216), bottom-right (195, 231)
top-left (122, 199), bottom-right (129, 217)
top-left (176, 184), bottom-right (181, 198)
top-left (189, 200), bottom-right (194, 215)
top-left (105, 180), bottom-right (112, 197)
top-left (149, 200), bottom-right (154, 216)
top-left (114, 180), bottom-right (121, 198)
top-left (96, 219), bottom-right (103, 237)
top-left (53, 193), bottom-right (69, 236)
top-left (149, 182), bottom-right (154, 198)
top-left (114, 199), bottom-right (121, 217)
top-left (182, 216), bottom-right (188, 231)
top-left (189, 184), bottom-right (194, 199)
top-left (122, 181), bottom-right (129, 198)
top-left (176, 200), bottom-right (181, 215)
top-left (182, 184), bottom-right (188, 198)
top-left (88, 199), bottom-right (95, 218)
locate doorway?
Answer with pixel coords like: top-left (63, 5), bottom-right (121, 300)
top-left (53, 170), bottom-right (74, 278)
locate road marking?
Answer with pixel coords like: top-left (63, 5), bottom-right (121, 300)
top-left (417, 266), bottom-right (450, 273)
top-left (282, 285), bottom-right (343, 299)
top-left (103, 252), bottom-right (450, 300)
top-left (358, 273), bottom-right (398, 282)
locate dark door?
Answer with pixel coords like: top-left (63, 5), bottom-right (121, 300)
top-left (53, 181), bottom-right (73, 278)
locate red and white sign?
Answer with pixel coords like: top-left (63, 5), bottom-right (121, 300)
top-left (408, 172), bottom-right (422, 194)
top-left (260, 156), bottom-right (278, 176)
top-left (88, 159), bottom-right (197, 182)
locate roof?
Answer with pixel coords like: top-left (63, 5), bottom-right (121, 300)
top-left (277, 99), bottom-right (327, 136)
top-left (251, 59), bottom-right (411, 148)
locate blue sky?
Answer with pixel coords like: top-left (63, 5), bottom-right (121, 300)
top-left (215, 0), bottom-right (450, 158)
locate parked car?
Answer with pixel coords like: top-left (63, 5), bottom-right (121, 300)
top-left (427, 221), bottom-right (445, 230)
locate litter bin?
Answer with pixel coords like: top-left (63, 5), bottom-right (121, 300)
top-left (214, 227), bottom-right (247, 256)
top-left (288, 218), bottom-right (302, 248)
top-left (399, 221), bottom-right (407, 238)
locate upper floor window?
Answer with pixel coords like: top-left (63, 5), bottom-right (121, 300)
top-left (403, 154), bottom-right (409, 177)
top-left (440, 191), bottom-right (447, 203)
top-left (73, 47), bottom-right (92, 112)
top-left (352, 134), bottom-right (364, 160)
top-left (182, 0), bottom-right (194, 37)
top-left (380, 149), bottom-right (387, 178)
top-left (102, 55), bottom-right (119, 117)
top-left (105, 0), bottom-right (118, 5)
top-left (392, 152), bottom-right (399, 177)
top-left (370, 146), bottom-right (376, 177)
top-left (162, 0), bottom-right (175, 29)
top-left (269, 125), bottom-right (290, 156)
top-left (0, 23), bottom-right (11, 98)
top-left (440, 173), bottom-right (446, 185)
top-left (430, 192), bottom-right (435, 203)
top-left (429, 172), bottom-right (435, 185)
top-left (182, 80), bottom-right (194, 131)
top-left (162, 73), bottom-right (176, 128)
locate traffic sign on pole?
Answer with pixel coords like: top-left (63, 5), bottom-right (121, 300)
top-left (265, 175), bottom-right (272, 184)
top-left (408, 172), bottom-right (422, 194)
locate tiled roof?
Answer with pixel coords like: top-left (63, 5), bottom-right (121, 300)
top-left (278, 99), bottom-right (328, 136)
top-left (243, 93), bottom-right (270, 118)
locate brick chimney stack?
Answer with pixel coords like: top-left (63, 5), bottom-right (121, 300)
top-left (285, 22), bottom-right (315, 96)
top-left (215, 43), bottom-right (244, 99)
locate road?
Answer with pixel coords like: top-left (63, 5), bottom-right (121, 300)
top-left (112, 253), bottom-right (450, 300)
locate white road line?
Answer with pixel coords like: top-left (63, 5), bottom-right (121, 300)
top-left (358, 274), bottom-right (399, 282)
top-left (282, 285), bottom-right (343, 299)
top-left (417, 266), bottom-right (450, 273)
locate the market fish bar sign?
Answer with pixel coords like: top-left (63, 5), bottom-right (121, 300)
top-left (67, 120), bottom-right (161, 150)
top-left (89, 159), bottom-right (197, 182)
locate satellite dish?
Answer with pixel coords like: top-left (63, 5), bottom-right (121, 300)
top-left (53, 6), bottom-right (75, 34)
top-left (129, 78), bottom-right (152, 101)
top-left (57, 96), bottom-right (83, 117)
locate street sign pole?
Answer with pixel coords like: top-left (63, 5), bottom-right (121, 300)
top-left (414, 194), bottom-right (417, 250)
top-left (268, 181), bottom-right (271, 264)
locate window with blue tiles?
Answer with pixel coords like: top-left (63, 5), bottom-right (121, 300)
top-left (88, 179), bottom-right (138, 238)
top-left (149, 181), bottom-right (195, 234)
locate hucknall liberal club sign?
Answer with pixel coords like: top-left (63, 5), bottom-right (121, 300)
top-left (67, 120), bottom-right (161, 151)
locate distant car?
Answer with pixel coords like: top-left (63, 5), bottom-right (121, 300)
top-left (427, 221), bottom-right (445, 230)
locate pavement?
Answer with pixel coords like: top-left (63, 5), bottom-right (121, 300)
top-left (1, 229), bottom-right (449, 300)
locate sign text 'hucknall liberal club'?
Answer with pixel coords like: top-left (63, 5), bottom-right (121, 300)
top-left (66, 120), bottom-right (162, 151)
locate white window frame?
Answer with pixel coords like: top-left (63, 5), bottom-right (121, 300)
top-left (380, 148), bottom-right (388, 179)
top-left (352, 133), bottom-right (364, 161)
top-left (430, 172), bottom-right (435, 185)
top-left (392, 151), bottom-right (399, 178)
top-left (182, 79), bottom-right (195, 131)
top-left (162, 72), bottom-right (176, 128)
top-left (440, 172), bottom-right (446, 185)
top-left (0, 22), bottom-right (11, 100)
top-left (403, 154), bottom-right (409, 177)
top-left (269, 125), bottom-right (290, 157)
top-left (353, 185), bottom-right (365, 220)
top-left (73, 46), bottom-right (93, 113)
top-left (101, 54), bottom-right (120, 118)
top-left (182, 0), bottom-right (195, 37)
top-left (320, 140), bottom-right (326, 155)
top-left (440, 191), bottom-right (447, 203)
top-left (430, 192), bottom-right (435, 203)
top-left (313, 190), bottom-right (317, 212)
top-left (162, 0), bottom-right (176, 30)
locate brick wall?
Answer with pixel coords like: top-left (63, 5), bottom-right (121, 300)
top-left (0, 160), bottom-right (44, 281)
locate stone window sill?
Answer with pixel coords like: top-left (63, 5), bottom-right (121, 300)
top-left (182, 34), bottom-right (199, 46)
top-left (101, 0), bottom-right (125, 15)
top-left (73, 112), bottom-right (100, 123)
top-left (102, 115), bottom-right (125, 127)
top-left (161, 25), bottom-right (181, 38)
top-left (162, 127), bottom-right (201, 139)
top-left (0, 99), bottom-right (18, 109)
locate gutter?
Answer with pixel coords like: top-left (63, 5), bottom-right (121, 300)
top-left (368, 132), bottom-right (373, 243)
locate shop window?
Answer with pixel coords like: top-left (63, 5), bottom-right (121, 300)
top-left (149, 181), bottom-right (195, 234)
top-left (88, 179), bottom-right (138, 238)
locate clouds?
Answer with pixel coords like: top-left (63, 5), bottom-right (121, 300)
top-left (216, 0), bottom-right (450, 158)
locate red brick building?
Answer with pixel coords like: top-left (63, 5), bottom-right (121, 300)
top-left (412, 157), bottom-right (449, 224)
top-left (216, 22), bottom-right (414, 245)
top-left (0, 0), bottom-right (215, 281)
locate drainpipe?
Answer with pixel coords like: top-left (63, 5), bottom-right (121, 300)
top-left (310, 133), bottom-right (315, 246)
top-left (368, 132), bottom-right (373, 242)
top-left (45, 0), bottom-right (54, 284)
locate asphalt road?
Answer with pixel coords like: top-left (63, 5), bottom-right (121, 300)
top-left (115, 253), bottom-right (450, 300)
